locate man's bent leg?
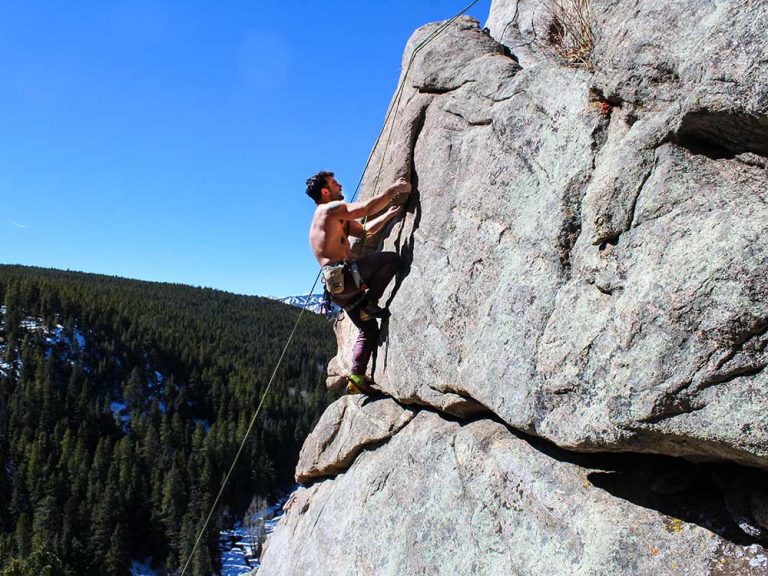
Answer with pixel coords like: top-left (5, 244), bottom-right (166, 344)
top-left (353, 252), bottom-right (402, 302)
top-left (345, 306), bottom-right (379, 375)
top-left (329, 252), bottom-right (400, 383)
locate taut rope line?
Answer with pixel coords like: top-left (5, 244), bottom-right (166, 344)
top-left (360, 0), bottom-right (480, 245)
top-left (180, 2), bottom-right (479, 573)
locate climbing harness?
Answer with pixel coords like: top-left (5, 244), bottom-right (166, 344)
top-left (320, 260), bottom-right (369, 297)
top-left (320, 259), bottom-right (376, 322)
top-left (179, 2), bottom-right (480, 574)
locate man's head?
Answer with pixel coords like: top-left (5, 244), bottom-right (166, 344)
top-left (305, 171), bottom-right (343, 205)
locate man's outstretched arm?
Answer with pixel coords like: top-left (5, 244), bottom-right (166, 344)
top-left (326, 178), bottom-right (411, 221)
top-left (364, 205), bottom-right (404, 235)
top-left (344, 204), bottom-right (404, 239)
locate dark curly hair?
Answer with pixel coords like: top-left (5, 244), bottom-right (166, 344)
top-left (305, 171), bottom-right (334, 204)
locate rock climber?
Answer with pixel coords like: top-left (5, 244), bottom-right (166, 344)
top-left (306, 170), bottom-right (411, 394)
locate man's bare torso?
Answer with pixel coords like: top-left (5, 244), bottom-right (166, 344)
top-left (310, 202), bottom-right (353, 266)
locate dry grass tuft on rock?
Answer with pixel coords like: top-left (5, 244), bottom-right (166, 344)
top-left (542, 0), bottom-right (595, 69)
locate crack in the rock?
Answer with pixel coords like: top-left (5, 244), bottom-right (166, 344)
top-left (697, 362), bottom-right (767, 391)
top-left (638, 399), bottom-right (707, 425)
top-left (497, 0), bottom-right (523, 48)
top-left (690, 321), bottom-right (768, 394)
top-left (445, 108), bottom-right (493, 126)
top-left (299, 401), bottom-right (768, 545)
top-left (556, 171), bottom-right (588, 279)
top-left (639, 321), bottom-right (768, 426)
top-left (714, 321), bottom-right (768, 371)
top-left (379, 96), bottom-right (430, 373)
top-left (488, 89), bottom-right (523, 103)
top-left (627, 151), bottom-right (658, 231)
top-left (423, 379), bottom-right (492, 417)
top-left (417, 79), bottom-right (476, 95)
top-left (496, 0), bottom-right (543, 60)
top-left (595, 284), bottom-right (614, 295)
top-left (736, 153), bottom-right (768, 169)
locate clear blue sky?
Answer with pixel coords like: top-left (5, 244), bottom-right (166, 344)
top-left (1, 0), bottom-right (491, 297)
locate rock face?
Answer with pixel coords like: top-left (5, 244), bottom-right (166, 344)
top-left (259, 410), bottom-right (768, 576)
top-left (328, 0), bottom-right (768, 469)
top-left (257, 0), bottom-right (768, 574)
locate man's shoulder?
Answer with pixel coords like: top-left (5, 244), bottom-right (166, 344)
top-left (314, 201), bottom-right (347, 222)
top-left (324, 200), bottom-right (346, 212)
top-left (315, 201), bottom-right (347, 217)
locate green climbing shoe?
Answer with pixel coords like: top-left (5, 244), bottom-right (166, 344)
top-left (346, 374), bottom-right (379, 395)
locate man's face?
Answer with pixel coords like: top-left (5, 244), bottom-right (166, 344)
top-left (323, 176), bottom-right (344, 201)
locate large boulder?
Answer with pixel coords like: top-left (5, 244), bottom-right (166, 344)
top-left (295, 395), bottom-right (415, 483)
top-left (258, 410), bottom-right (768, 576)
top-left (327, 0), bottom-right (768, 468)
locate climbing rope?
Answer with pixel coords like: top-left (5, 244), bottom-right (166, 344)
top-left (359, 0), bottom-right (481, 245)
top-left (179, 2), bottom-right (479, 573)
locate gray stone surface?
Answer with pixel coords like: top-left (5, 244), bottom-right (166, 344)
top-left (258, 2), bottom-right (768, 574)
top-left (295, 395), bottom-right (415, 483)
top-left (258, 411), bottom-right (768, 576)
top-left (326, 2), bottom-right (768, 468)
top-left (486, 0), bottom-right (550, 67)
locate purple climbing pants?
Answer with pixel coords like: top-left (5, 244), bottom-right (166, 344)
top-left (329, 252), bottom-right (402, 375)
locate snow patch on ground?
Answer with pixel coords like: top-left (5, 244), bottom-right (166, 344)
top-left (20, 318), bottom-right (42, 330)
top-left (1, 311), bottom-right (87, 372)
top-left (219, 495), bottom-right (289, 575)
top-left (123, 494), bottom-right (289, 575)
top-left (110, 401), bottom-right (131, 429)
top-left (130, 559), bottom-right (158, 576)
top-left (74, 328), bottom-right (86, 348)
top-left (50, 325), bottom-right (86, 350)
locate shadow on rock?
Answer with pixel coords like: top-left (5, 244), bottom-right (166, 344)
top-left (507, 428), bottom-right (768, 546)
top-left (374, 171), bottom-right (422, 375)
top-left (587, 456), bottom-right (768, 546)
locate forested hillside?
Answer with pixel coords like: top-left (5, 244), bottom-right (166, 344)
top-left (0, 264), bottom-right (336, 575)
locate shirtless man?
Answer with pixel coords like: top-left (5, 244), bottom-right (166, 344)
top-left (306, 170), bottom-right (411, 394)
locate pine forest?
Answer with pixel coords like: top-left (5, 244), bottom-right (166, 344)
top-left (0, 264), bottom-right (337, 575)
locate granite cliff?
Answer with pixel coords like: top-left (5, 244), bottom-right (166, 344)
top-left (256, 0), bottom-right (768, 573)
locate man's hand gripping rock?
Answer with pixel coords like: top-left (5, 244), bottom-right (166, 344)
top-left (386, 177), bottom-right (412, 207)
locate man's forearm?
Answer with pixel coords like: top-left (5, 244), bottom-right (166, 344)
top-left (359, 178), bottom-right (410, 218)
top-left (360, 188), bottom-right (396, 217)
top-left (364, 210), bottom-right (398, 235)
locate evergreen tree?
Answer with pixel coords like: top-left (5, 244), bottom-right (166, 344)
top-left (0, 544), bottom-right (66, 576)
top-left (104, 523), bottom-right (131, 576)
top-left (0, 264), bottom-right (337, 573)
